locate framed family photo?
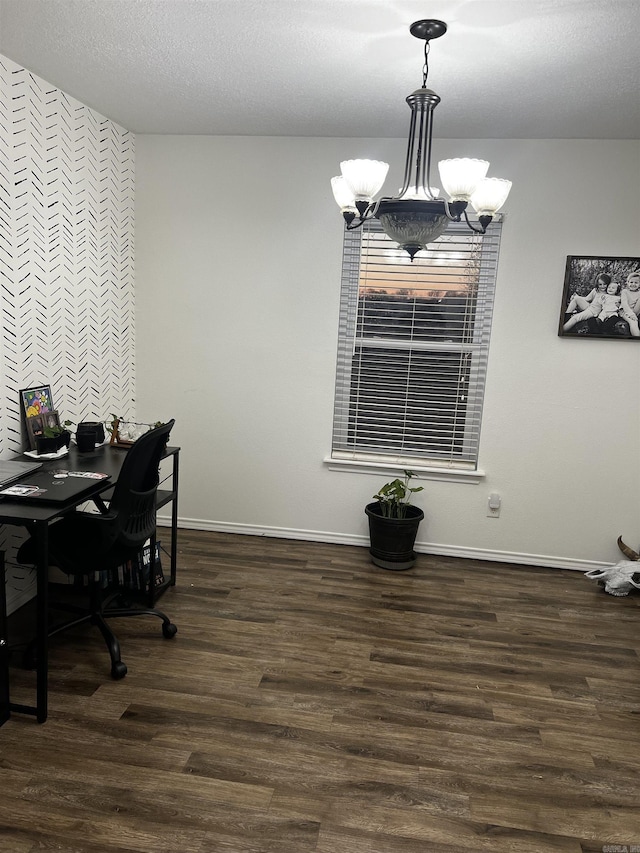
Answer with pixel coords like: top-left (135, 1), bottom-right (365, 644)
top-left (558, 256), bottom-right (640, 340)
top-left (25, 413), bottom-right (46, 450)
top-left (25, 409), bottom-right (64, 450)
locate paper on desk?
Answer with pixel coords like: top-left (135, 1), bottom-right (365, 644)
top-left (0, 484), bottom-right (46, 496)
top-left (24, 446), bottom-right (69, 460)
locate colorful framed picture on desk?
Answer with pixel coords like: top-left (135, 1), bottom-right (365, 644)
top-left (20, 385), bottom-right (55, 419)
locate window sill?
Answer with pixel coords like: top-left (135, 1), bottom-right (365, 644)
top-left (324, 455), bottom-right (485, 484)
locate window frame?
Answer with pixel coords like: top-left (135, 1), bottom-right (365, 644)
top-left (327, 216), bottom-right (504, 482)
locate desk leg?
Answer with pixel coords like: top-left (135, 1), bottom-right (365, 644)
top-left (170, 453), bottom-right (179, 586)
top-left (35, 521), bottom-right (49, 723)
top-left (0, 551), bottom-right (9, 726)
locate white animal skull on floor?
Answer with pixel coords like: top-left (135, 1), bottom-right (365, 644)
top-left (584, 537), bottom-right (640, 596)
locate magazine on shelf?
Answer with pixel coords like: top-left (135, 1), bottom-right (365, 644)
top-left (50, 540), bottom-right (164, 591)
top-left (113, 541), bottom-right (164, 591)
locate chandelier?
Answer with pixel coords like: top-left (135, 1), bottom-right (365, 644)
top-left (331, 19), bottom-right (512, 260)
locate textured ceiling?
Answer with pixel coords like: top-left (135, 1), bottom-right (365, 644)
top-left (1, 0), bottom-right (639, 139)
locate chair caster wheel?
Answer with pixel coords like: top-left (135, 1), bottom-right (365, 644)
top-left (162, 622), bottom-right (177, 639)
top-left (111, 661), bottom-right (128, 679)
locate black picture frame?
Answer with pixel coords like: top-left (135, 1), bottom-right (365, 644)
top-left (42, 410), bottom-right (61, 433)
top-left (25, 414), bottom-right (46, 450)
top-left (558, 256), bottom-right (640, 339)
top-left (20, 385), bottom-right (55, 419)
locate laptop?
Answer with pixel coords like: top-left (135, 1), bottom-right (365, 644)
top-left (0, 459), bottom-right (43, 489)
top-left (0, 468), bottom-right (111, 504)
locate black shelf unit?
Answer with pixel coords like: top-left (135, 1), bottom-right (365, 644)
top-left (114, 446), bottom-right (179, 608)
top-left (87, 446), bottom-right (179, 609)
top-left (147, 445), bottom-right (179, 607)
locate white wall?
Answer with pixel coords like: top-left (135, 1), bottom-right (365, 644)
top-left (135, 135), bottom-right (640, 569)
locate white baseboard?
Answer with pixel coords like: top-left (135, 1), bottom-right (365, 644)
top-left (157, 515), bottom-right (607, 572)
top-left (157, 515), bottom-right (367, 547)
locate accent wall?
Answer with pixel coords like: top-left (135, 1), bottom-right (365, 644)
top-left (0, 55), bottom-right (135, 613)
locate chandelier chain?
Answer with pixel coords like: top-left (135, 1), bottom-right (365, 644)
top-left (422, 41), bottom-right (430, 87)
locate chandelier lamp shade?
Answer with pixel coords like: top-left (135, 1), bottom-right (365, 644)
top-left (331, 19), bottom-right (512, 260)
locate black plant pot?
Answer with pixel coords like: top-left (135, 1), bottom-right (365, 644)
top-left (77, 421), bottom-right (105, 444)
top-left (35, 430), bottom-right (71, 455)
top-left (365, 502), bottom-right (425, 571)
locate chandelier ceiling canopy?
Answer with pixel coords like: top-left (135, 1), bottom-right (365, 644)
top-left (331, 19), bottom-right (512, 260)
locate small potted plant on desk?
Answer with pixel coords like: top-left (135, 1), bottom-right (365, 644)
top-left (35, 419), bottom-right (73, 455)
top-left (365, 470), bottom-right (424, 571)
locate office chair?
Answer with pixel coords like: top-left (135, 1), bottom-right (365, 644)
top-left (18, 419), bottom-right (177, 679)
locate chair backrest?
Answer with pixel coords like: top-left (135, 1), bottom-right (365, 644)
top-left (105, 419), bottom-right (175, 555)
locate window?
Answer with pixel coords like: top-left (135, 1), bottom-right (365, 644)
top-left (330, 217), bottom-right (503, 476)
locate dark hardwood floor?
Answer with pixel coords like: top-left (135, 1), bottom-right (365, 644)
top-left (2, 529), bottom-right (640, 852)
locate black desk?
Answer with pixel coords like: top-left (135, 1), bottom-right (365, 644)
top-left (1, 443), bottom-right (179, 723)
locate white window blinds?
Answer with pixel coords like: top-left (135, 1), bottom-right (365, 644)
top-left (331, 218), bottom-right (503, 470)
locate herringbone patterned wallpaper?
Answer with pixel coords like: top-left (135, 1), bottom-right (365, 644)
top-left (0, 55), bottom-right (135, 612)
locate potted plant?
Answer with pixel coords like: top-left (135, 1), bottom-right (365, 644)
top-left (365, 470), bottom-right (424, 570)
top-left (35, 419), bottom-right (73, 455)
